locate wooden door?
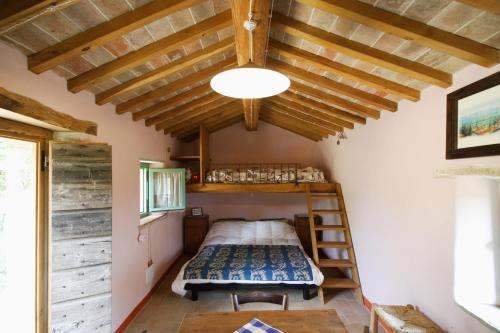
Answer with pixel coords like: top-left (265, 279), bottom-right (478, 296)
top-left (49, 142), bottom-right (112, 333)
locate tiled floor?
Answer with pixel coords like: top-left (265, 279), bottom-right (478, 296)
top-left (124, 257), bottom-right (373, 333)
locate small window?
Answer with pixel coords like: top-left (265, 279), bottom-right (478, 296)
top-left (140, 162), bottom-right (185, 219)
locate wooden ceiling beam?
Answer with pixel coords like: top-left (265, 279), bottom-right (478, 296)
top-left (260, 116), bottom-right (322, 141)
top-left (289, 81), bottom-right (380, 119)
top-left (268, 97), bottom-right (354, 129)
top-left (0, 0), bottom-right (82, 35)
top-left (454, 0), bottom-right (500, 16)
top-left (131, 83), bottom-right (211, 120)
top-left (116, 56), bottom-right (236, 114)
top-left (295, 0), bottom-right (499, 67)
top-left (230, 0), bottom-right (271, 131)
top-left (176, 112), bottom-right (244, 139)
top-left (260, 110), bottom-right (325, 141)
top-left (28, 0), bottom-right (206, 73)
top-left (147, 93), bottom-right (228, 127)
top-left (96, 38), bottom-right (234, 105)
top-left (276, 91), bottom-right (365, 125)
top-left (262, 108), bottom-right (331, 138)
top-left (269, 40), bottom-right (420, 101)
top-left (67, 10), bottom-right (232, 93)
top-left (264, 102), bottom-right (340, 134)
top-left (272, 13), bottom-right (452, 88)
top-left (159, 98), bottom-right (238, 132)
top-left (167, 100), bottom-right (241, 134)
top-left (0, 86), bottom-right (96, 135)
top-left (267, 58), bottom-right (397, 111)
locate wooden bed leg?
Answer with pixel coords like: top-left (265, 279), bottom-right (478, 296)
top-left (191, 289), bottom-right (199, 301)
top-left (302, 285), bottom-right (310, 300)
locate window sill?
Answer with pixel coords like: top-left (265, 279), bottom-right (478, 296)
top-left (139, 212), bottom-right (169, 228)
top-left (457, 300), bottom-right (500, 332)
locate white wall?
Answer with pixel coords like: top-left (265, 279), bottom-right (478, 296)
top-left (0, 43), bottom-right (183, 331)
top-left (320, 64), bottom-right (500, 333)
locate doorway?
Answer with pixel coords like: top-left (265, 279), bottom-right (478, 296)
top-left (0, 133), bottom-right (45, 332)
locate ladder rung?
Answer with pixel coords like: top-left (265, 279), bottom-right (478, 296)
top-left (318, 259), bottom-right (354, 268)
top-left (322, 278), bottom-right (359, 289)
top-left (312, 209), bottom-right (342, 214)
top-left (317, 241), bottom-right (351, 249)
top-left (314, 225), bottom-right (346, 231)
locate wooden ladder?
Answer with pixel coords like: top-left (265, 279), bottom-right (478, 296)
top-left (306, 183), bottom-right (363, 304)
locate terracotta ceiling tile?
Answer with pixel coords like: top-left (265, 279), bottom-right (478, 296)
top-left (81, 47), bottom-right (115, 67)
top-left (435, 57), bottom-right (469, 73)
top-left (331, 17), bottom-right (359, 38)
top-left (166, 48), bottom-right (186, 62)
top-left (123, 27), bottom-right (154, 49)
top-left (146, 17), bottom-right (175, 40)
top-left (416, 49), bottom-right (451, 68)
top-left (484, 33), bottom-right (500, 49)
top-left (168, 9), bottom-right (195, 31)
top-left (456, 13), bottom-right (500, 43)
top-left (213, 0), bottom-right (231, 13)
top-left (300, 39), bottom-right (321, 54)
top-left (431, 2), bottom-right (481, 32)
top-left (32, 12), bottom-right (80, 42)
top-left (3, 24), bottom-right (55, 53)
top-left (350, 24), bottom-right (383, 46)
top-left (289, 1), bottom-right (314, 23)
top-left (90, 0), bottom-right (132, 18)
top-left (318, 47), bottom-right (337, 61)
top-left (372, 34), bottom-right (405, 53)
top-left (393, 41), bottom-right (429, 60)
top-left (61, 57), bottom-right (95, 75)
top-left (190, 2), bottom-right (216, 22)
top-left (61, 0), bottom-right (107, 30)
top-left (273, 0), bottom-right (292, 15)
top-left (102, 38), bottom-right (132, 57)
top-left (183, 40), bottom-right (203, 54)
top-left (375, 0), bottom-right (414, 15)
top-left (404, 0), bottom-right (451, 23)
top-left (309, 8), bottom-right (335, 31)
top-left (201, 32), bottom-right (220, 48)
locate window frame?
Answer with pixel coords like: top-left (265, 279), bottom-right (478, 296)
top-left (139, 162), bottom-right (150, 218)
top-left (148, 167), bottom-right (186, 212)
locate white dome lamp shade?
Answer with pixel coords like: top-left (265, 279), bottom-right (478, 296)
top-left (210, 65), bottom-right (290, 99)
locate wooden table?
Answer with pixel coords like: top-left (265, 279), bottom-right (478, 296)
top-left (177, 309), bottom-right (349, 333)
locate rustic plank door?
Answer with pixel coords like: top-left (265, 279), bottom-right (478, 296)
top-left (49, 142), bottom-right (112, 333)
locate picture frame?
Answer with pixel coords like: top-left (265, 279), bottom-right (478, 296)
top-left (191, 207), bottom-right (203, 216)
top-left (446, 71), bottom-right (500, 159)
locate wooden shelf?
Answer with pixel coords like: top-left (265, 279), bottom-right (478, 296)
top-left (186, 182), bottom-right (338, 193)
top-left (170, 155), bottom-right (200, 161)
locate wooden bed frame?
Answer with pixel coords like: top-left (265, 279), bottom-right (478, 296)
top-left (185, 282), bottom-right (315, 301)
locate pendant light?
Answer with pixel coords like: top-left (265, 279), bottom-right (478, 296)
top-left (210, 0), bottom-right (290, 99)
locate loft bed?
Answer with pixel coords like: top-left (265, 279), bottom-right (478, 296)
top-left (172, 126), bottom-right (337, 193)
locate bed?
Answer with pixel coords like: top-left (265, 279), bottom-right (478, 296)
top-left (172, 219), bottom-right (324, 300)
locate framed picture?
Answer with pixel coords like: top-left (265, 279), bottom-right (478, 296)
top-left (191, 207), bottom-right (203, 216)
top-left (446, 71), bottom-right (500, 159)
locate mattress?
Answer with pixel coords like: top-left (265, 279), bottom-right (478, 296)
top-left (171, 220), bottom-right (324, 296)
top-left (205, 166), bottom-right (326, 183)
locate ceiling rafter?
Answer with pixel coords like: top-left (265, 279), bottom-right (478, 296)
top-left (159, 98), bottom-right (238, 132)
top-left (268, 58), bottom-right (397, 111)
top-left (262, 108), bottom-right (332, 138)
top-left (230, 0), bottom-right (271, 130)
top-left (289, 81), bottom-right (380, 119)
top-left (260, 115), bottom-right (323, 141)
top-left (295, 0), bottom-right (499, 67)
top-left (264, 102), bottom-right (341, 134)
top-left (269, 40), bottom-right (420, 102)
top-left (146, 93), bottom-right (228, 127)
top-left (116, 56), bottom-right (237, 114)
top-left (178, 113), bottom-right (244, 140)
top-left (277, 91), bottom-right (366, 125)
top-left (67, 10), bottom-right (232, 93)
top-left (131, 83), bottom-right (212, 120)
top-left (267, 97), bottom-right (355, 129)
top-left (0, 0), bottom-right (83, 36)
top-left (96, 38), bottom-right (234, 105)
top-left (28, 0), bottom-right (206, 73)
top-left (272, 13), bottom-right (452, 88)
top-left (167, 100), bottom-right (242, 134)
top-left (175, 110), bottom-right (244, 139)
top-left (260, 108), bottom-right (328, 140)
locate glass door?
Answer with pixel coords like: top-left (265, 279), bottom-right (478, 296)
top-left (0, 135), bottom-right (41, 332)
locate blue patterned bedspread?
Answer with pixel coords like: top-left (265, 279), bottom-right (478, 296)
top-left (183, 244), bottom-right (313, 282)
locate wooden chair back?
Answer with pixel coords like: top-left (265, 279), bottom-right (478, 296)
top-left (231, 291), bottom-right (288, 311)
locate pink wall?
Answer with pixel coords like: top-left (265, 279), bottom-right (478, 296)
top-left (320, 64), bottom-right (500, 332)
top-left (187, 121), bottom-right (329, 221)
top-left (0, 43), bottom-right (183, 331)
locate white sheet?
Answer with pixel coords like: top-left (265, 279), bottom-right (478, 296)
top-left (171, 220), bottom-right (324, 296)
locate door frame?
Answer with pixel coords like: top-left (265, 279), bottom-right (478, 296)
top-left (0, 119), bottom-right (51, 333)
